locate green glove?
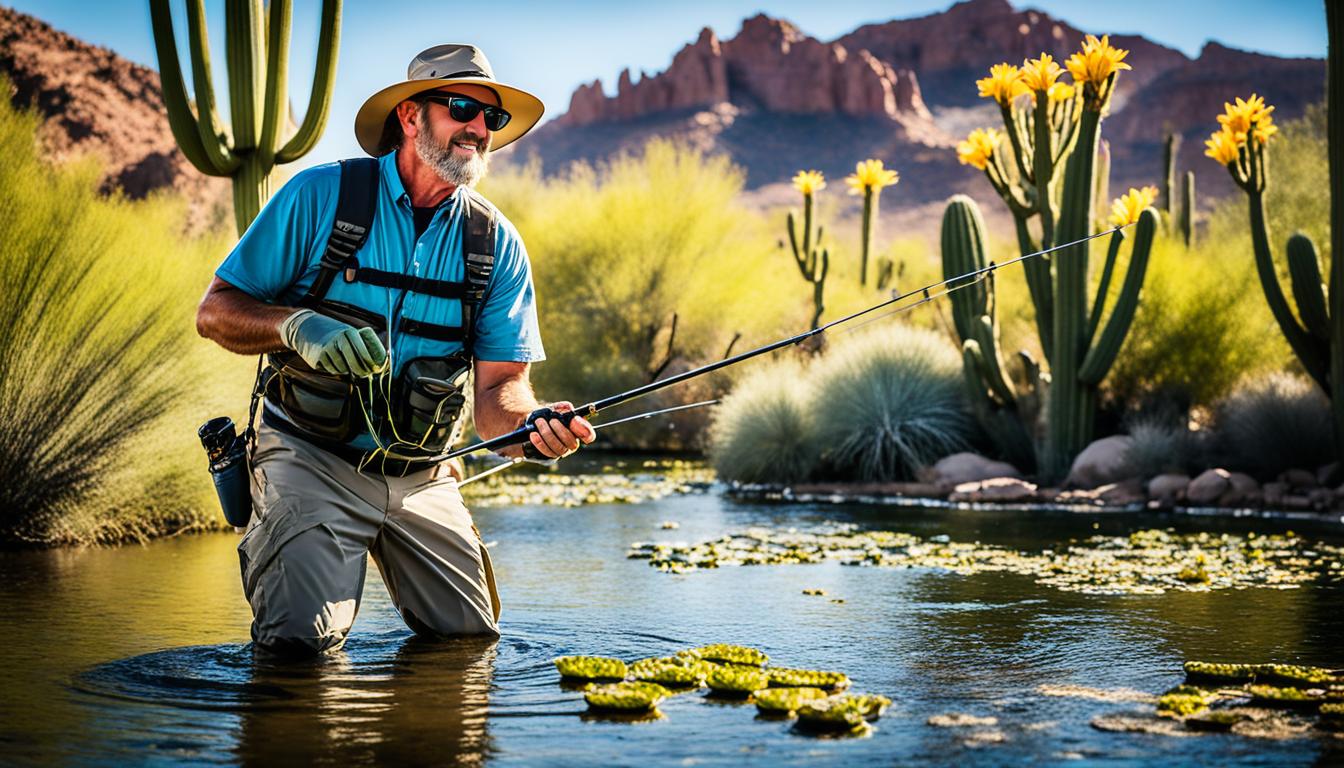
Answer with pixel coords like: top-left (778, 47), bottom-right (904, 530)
top-left (280, 309), bottom-right (388, 377)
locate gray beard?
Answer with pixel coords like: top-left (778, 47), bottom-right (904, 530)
top-left (415, 123), bottom-right (490, 188)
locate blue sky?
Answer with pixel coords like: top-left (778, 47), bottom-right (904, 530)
top-left (12, 1), bottom-right (1327, 168)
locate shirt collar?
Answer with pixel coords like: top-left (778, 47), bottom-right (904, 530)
top-left (381, 150), bottom-right (462, 211)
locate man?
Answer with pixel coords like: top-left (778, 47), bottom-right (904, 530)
top-left (196, 44), bottom-right (593, 657)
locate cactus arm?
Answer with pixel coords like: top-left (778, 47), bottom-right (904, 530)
top-left (183, 0), bottom-right (240, 173)
top-left (1182, 170), bottom-right (1196, 246)
top-left (225, 0), bottom-right (263, 150)
top-left (1079, 208), bottom-right (1156, 385)
top-left (1093, 139), bottom-right (1111, 229)
top-left (148, 0), bottom-right (231, 176)
top-left (1162, 132), bottom-right (1180, 215)
top-left (257, 0), bottom-right (291, 163)
top-left (1086, 228), bottom-right (1125, 346)
top-left (1016, 217), bottom-right (1053, 363)
top-left (1032, 94), bottom-right (1056, 247)
top-left (276, 0), bottom-right (342, 162)
top-left (970, 316), bottom-right (1015, 405)
top-left (1000, 103), bottom-right (1033, 182)
top-left (1248, 190), bottom-right (1329, 388)
top-left (802, 194), bottom-right (813, 258)
top-left (859, 187), bottom-right (873, 286)
top-left (1286, 233), bottom-right (1329, 341)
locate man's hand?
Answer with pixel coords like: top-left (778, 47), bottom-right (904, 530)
top-left (522, 401), bottom-right (595, 463)
top-left (281, 309), bottom-right (389, 377)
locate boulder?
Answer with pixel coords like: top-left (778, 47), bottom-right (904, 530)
top-left (1147, 474), bottom-right (1190, 505)
top-left (920, 453), bottom-right (1020, 489)
top-left (1280, 468), bottom-right (1318, 490)
top-left (1095, 478), bottom-right (1147, 506)
top-left (1262, 481), bottom-right (1288, 507)
top-left (1064, 436), bottom-right (1136, 489)
top-left (948, 477), bottom-right (1037, 503)
top-left (1219, 472), bottom-right (1261, 507)
top-left (1186, 468), bottom-right (1232, 505)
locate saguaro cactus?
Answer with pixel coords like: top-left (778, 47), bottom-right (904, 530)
top-left (941, 195), bottom-right (1038, 471)
top-left (149, 0), bottom-right (342, 235)
top-left (1207, 1), bottom-right (1343, 451)
top-left (784, 170), bottom-right (830, 330)
top-left (1161, 131), bottom-right (1180, 218)
top-left (1182, 170), bottom-right (1196, 247)
top-left (844, 159), bottom-right (900, 288)
top-left (957, 36), bottom-right (1156, 478)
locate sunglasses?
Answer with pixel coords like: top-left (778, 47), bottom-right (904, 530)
top-left (417, 93), bottom-right (512, 132)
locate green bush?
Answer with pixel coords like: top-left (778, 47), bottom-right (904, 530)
top-left (1211, 373), bottom-right (1335, 478)
top-left (0, 90), bottom-right (245, 545)
top-left (483, 141), bottom-right (801, 419)
top-left (811, 325), bottom-right (972, 481)
top-left (709, 358), bottom-right (817, 483)
top-left (1123, 420), bottom-right (1202, 479)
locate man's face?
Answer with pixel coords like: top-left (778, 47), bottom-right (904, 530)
top-left (411, 83), bottom-right (501, 188)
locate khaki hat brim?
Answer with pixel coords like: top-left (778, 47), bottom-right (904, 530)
top-left (354, 78), bottom-right (544, 156)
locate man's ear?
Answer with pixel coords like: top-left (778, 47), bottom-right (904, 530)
top-left (395, 100), bottom-right (420, 140)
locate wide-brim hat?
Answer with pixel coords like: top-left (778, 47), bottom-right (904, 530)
top-left (354, 44), bottom-right (544, 156)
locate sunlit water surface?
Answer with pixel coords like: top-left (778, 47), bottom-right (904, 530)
top-left (2, 473), bottom-right (1343, 766)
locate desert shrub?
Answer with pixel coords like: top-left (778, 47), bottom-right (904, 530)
top-left (0, 89), bottom-right (243, 545)
top-left (483, 141), bottom-right (801, 416)
top-left (1123, 419), bottom-right (1203, 479)
top-left (810, 324), bottom-right (972, 481)
top-left (1210, 373), bottom-right (1335, 479)
top-left (710, 358), bottom-right (818, 483)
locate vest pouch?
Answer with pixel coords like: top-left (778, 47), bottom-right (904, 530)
top-left (393, 353), bottom-right (471, 455)
top-left (265, 301), bottom-right (389, 444)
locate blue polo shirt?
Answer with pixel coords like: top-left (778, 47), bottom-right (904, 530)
top-left (216, 151), bottom-right (545, 451)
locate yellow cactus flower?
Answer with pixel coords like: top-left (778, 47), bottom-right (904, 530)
top-left (1046, 81), bottom-right (1076, 103)
top-left (1065, 35), bottom-right (1131, 88)
top-left (976, 62), bottom-right (1028, 106)
top-left (1203, 127), bottom-right (1242, 165)
top-left (1020, 53), bottom-right (1064, 93)
top-left (1108, 185), bottom-right (1158, 227)
top-left (845, 159), bottom-right (900, 195)
top-left (792, 170), bottom-right (826, 196)
top-left (957, 128), bottom-right (1001, 171)
top-left (1217, 94), bottom-right (1278, 144)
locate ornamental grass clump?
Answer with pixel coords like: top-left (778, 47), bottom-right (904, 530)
top-left (709, 359), bottom-right (818, 484)
top-left (1210, 373), bottom-right (1335, 479)
top-left (810, 326), bottom-right (973, 481)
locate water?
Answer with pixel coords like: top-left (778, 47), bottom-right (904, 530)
top-left (2, 477), bottom-right (1342, 766)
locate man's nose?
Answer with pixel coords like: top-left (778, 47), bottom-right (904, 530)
top-left (463, 109), bottom-right (489, 137)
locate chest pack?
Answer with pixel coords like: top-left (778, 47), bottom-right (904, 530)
top-left (263, 157), bottom-right (497, 464)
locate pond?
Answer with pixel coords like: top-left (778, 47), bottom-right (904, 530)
top-left (1, 461), bottom-right (1342, 766)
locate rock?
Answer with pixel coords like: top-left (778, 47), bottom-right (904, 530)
top-left (948, 477), bottom-right (1037, 503)
top-left (1147, 474), bottom-right (1190, 505)
top-left (921, 453), bottom-right (1020, 489)
top-left (1219, 472), bottom-right (1262, 507)
top-left (1095, 478), bottom-right (1146, 506)
top-left (1186, 469), bottom-right (1232, 505)
top-left (1262, 482), bottom-right (1287, 507)
top-left (1064, 436), bottom-right (1136, 489)
top-left (1280, 468), bottom-right (1318, 490)
top-left (1308, 488), bottom-right (1334, 510)
top-left (927, 713), bottom-right (998, 728)
top-left (1317, 462), bottom-right (1342, 486)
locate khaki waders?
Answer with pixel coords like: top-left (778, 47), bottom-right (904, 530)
top-left (239, 423), bottom-right (500, 656)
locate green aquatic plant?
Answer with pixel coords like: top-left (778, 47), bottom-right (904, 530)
top-left (705, 665), bottom-right (770, 695)
top-left (1182, 662), bottom-right (1259, 685)
top-left (553, 656), bottom-right (628, 681)
top-left (795, 694), bottom-right (891, 733)
top-left (697, 644), bottom-right (769, 667)
top-left (1248, 685), bottom-right (1325, 708)
top-left (628, 659), bottom-right (706, 687)
top-left (767, 668), bottom-right (850, 691)
top-left (584, 681), bottom-right (669, 711)
top-left (1156, 685), bottom-right (1214, 718)
top-left (1258, 664), bottom-right (1339, 687)
top-left (1322, 702), bottom-right (1344, 727)
top-left (1184, 710), bottom-right (1249, 732)
top-left (754, 687), bottom-right (830, 716)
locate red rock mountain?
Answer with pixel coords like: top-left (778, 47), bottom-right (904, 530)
top-left (523, 0), bottom-right (1325, 213)
top-left (0, 5), bottom-right (229, 224)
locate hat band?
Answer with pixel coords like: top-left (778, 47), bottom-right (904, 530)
top-left (435, 69), bottom-right (489, 79)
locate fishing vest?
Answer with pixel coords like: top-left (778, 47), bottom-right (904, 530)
top-left (263, 157), bottom-right (496, 462)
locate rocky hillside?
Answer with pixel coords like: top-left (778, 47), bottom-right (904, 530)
top-left (0, 5), bottom-right (229, 225)
top-left (522, 0), bottom-right (1325, 219)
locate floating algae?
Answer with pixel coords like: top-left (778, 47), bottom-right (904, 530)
top-left (1247, 685), bottom-right (1326, 709)
top-left (1183, 661), bottom-right (1340, 687)
top-left (1156, 685), bottom-right (1215, 717)
top-left (584, 681), bottom-right (670, 711)
top-left (629, 524), bottom-right (1344, 595)
top-left (1182, 661), bottom-right (1259, 684)
top-left (628, 659), bottom-right (706, 687)
top-left (465, 460), bottom-right (713, 508)
top-left (754, 687), bottom-right (830, 716)
top-left (767, 668), bottom-right (850, 691)
top-left (554, 655), bottom-right (628, 681)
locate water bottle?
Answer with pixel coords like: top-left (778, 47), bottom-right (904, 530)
top-left (198, 417), bottom-right (253, 527)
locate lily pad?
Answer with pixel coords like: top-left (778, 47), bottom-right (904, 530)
top-left (1247, 685), bottom-right (1325, 709)
top-left (767, 668), bottom-right (850, 690)
top-left (697, 644), bottom-right (769, 667)
top-left (554, 655), bottom-right (627, 681)
top-left (584, 681), bottom-right (669, 711)
top-left (628, 659), bottom-right (706, 687)
top-left (795, 694), bottom-right (891, 733)
top-left (753, 686), bottom-right (829, 715)
top-left (705, 665), bottom-right (769, 695)
top-left (1157, 686), bottom-right (1214, 718)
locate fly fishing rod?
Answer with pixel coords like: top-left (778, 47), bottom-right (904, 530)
top-left (457, 398), bottom-right (720, 486)
top-left (437, 224), bottom-right (1131, 462)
